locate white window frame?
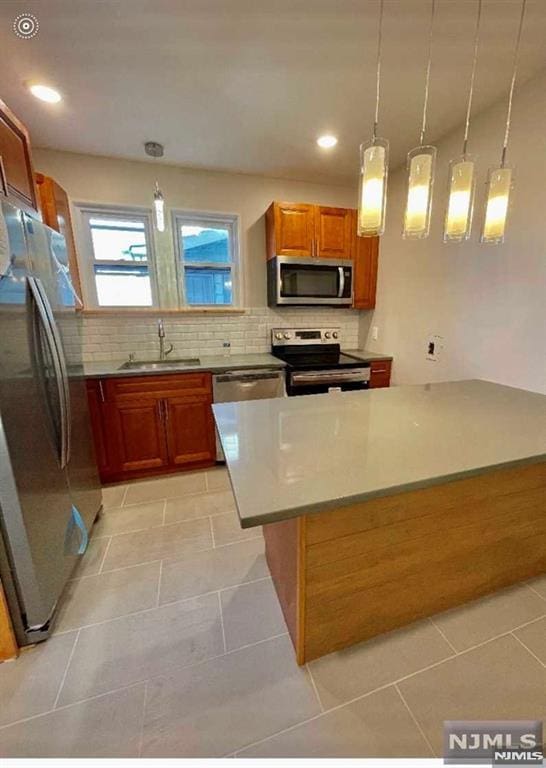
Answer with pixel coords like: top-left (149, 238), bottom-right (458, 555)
top-left (172, 210), bottom-right (241, 308)
top-left (76, 204), bottom-right (159, 309)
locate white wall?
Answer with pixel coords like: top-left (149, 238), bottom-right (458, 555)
top-left (362, 69), bottom-right (546, 394)
top-left (33, 148), bottom-right (357, 309)
top-left (32, 148), bottom-right (364, 360)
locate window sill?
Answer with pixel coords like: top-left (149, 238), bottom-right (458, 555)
top-left (80, 307), bottom-right (247, 317)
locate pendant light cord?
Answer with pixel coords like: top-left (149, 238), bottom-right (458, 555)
top-left (372, 0), bottom-right (384, 141)
top-left (419, 0), bottom-right (436, 146)
top-left (462, 0), bottom-right (482, 156)
top-left (501, 0), bottom-right (527, 167)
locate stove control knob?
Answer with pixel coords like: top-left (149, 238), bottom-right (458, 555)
top-left (332, 331), bottom-right (339, 339)
top-left (275, 332), bottom-right (283, 340)
top-left (324, 332), bottom-right (331, 339)
top-left (283, 332), bottom-right (292, 340)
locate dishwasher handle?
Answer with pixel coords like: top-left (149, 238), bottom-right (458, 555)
top-left (214, 369), bottom-right (284, 384)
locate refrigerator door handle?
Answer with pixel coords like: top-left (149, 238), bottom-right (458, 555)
top-left (27, 277), bottom-right (71, 469)
top-left (31, 277), bottom-right (72, 467)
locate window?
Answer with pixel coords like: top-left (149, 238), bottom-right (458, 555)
top-left (79, 208), bottom-right (157, 307)
top-left (174, 212), bottom-right (239, 307)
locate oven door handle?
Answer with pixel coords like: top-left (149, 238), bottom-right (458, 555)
top-left (338, 267), bottom-right (345, 298)
top-left (291, 368), bottom-right (370, 385)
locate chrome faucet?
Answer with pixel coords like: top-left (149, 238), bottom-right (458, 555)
top-left (157, 318), bottom-right (174, 361)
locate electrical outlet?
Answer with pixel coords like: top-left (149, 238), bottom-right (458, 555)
top-left (371, 326), bottom-right (379, 342)
top-left (427, 334), bottom-right (444, 361)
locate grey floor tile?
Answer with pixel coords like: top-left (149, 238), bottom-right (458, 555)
top-left (309, 619), bottom-right (453, 709)
top-left (123, 472), bottom-right (207, 505)
top-left (212, 511), bottom-right (262, 547)
top-left (206, 468), bottom-right (232, 491)
top-left (528, 574), bottom-right (546, 601)
top-left (71, 536), bottom-right (110, 579)
top-left (514, 617), bottom-right (546, 663)
top-left (398, 635), bottom-right (546, 755)
top-left (432, 585), bottom-right (546, 651)
top-left (54, 562), bottom-right (161, 633)
top-left (221, 578), bottom-right (286, 651)
top-left (101, 484), bottom-right (127, 509)
top-left (141, 634), bottom-right (321, 757)
top-left (165, 490), bottom-right (235, 524)
top-left (93, 500), bottom-right (165, 538)
top-left (0, 684), bottom-right (145, 757)
top-left (102, 518), bottom-right (212, 571)
top-left (238, 686), bottom-right (431, 757)
top-left (0, 632), bottom-right (77, 726)
top-left (160, 537), bottom-right (268, 604)
top-left (58, 593), bottom-right (223, 706)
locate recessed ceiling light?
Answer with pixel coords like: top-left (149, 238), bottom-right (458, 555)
top-left (317, 134), bottom-right (338, 149)
top-left (29, 84), bottom-right (62, 103)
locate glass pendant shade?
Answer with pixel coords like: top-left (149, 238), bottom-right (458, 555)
top-left (481, 166), bottom-right (513, 244)
top-left (403, 145), bottom-right (437, 239)
top-left (153, 184), bottom-right (165, 232)
top-left (357, 138), bottom-right (389, 236)
top-left (444, 155), bottom-right (476, 242)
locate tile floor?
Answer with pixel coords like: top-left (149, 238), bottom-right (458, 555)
top-left (0, 467), bottom-right (545, 757)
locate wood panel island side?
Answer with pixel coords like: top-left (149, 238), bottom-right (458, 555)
top-left (213, 380), bottom-right (546, 665)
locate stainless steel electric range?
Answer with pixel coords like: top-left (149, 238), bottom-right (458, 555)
top-left (271, 327), bottom-right (370, 396)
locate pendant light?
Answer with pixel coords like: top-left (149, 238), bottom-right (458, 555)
top-left (357, 0), bottom-right (388, 237)
top-left (444, 0), bottom-right (482, 242)
top-left (481, 0), bottom-right (526, 244)
top-left (144, 141), bottom-right (166, 232)
top-left (403, 0), bottom-right (437, 240)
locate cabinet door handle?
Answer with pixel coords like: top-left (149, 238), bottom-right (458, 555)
top-left (98, 380), bottom-right (106, 403)
top-left (0, 156), bottom-right (7, 197)
top-left (372, 368), bottom-right (388, 374)
top-left (163, 399), bottom-right (169, 422)
top-left (157, 399), bottom-right (163, 421)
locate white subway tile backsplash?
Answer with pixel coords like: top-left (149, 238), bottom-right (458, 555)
top-left (69, 308), bottom-right (364, 363)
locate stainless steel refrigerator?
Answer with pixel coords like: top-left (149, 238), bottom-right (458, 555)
top-left (0, 199), bottom-right (102, 646)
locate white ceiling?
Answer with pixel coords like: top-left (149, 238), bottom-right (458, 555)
top-left (1, 0), bottom-right (545, 184)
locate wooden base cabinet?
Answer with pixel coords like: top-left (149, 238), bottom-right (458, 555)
top-left (86, 373), bottom-right (216, 483)
top-left (369, 360), bottom-right (392, 388)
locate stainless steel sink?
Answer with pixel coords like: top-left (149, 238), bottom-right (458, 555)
top-left (118, 358), bottom-right (200, 371)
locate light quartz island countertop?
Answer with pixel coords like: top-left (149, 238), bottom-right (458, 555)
top-left (213, 379), bottom-right (546, 529)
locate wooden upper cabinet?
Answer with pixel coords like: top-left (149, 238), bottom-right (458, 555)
top-left (36, 173), bottom-right (83, 304)
top-left (315, 206), bottom-right (353, 259)
top-left (266, 202), bottom-right (315, 258)
top-left (352, 210), bottom-right (379, 310)
top-left (0, 99), bottom-right (39, 214)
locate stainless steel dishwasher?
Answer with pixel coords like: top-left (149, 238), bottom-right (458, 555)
top-left (212, 368), bottom-right (286, 460)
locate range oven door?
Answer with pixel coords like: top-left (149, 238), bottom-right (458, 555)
top-left (287, 367), bottom-right (370, 396)
top-left (269, 257), bottom-right (353, 306)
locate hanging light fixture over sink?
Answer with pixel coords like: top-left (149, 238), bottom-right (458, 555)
top-left (144, 141), bottom-right (166, 232)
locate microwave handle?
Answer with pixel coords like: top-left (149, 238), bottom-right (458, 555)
top-left (338, 266), bottom-right (345, 298)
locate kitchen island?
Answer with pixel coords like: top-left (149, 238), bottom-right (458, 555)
top-left (213, 380), bottom-right (546, 664)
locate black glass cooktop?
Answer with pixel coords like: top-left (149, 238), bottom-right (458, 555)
top-left (272, 345), bottom-right (366, 370)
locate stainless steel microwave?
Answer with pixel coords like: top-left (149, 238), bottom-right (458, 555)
top-left (267, 257), bottom-right (353, 306)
